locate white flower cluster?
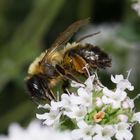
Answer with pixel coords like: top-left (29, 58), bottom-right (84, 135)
top-left (132, 0), bottom-right (140, 16)
top-left (37, 71), bottom-right (140, 140)
top-left (0, 120), bottom-right (72, 140)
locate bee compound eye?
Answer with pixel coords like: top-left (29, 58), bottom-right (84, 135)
top-left (25, 75), bottom-right (46, 100)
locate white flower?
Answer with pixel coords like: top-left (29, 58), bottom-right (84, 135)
top-left (71, 74), bottom-right (95, 93)
top-left (77, 87), bottom-right (92, 108)
top-left (35, 72), bottom-right (139, 140)
top-left (115, 122), bottom-right (133, 140)
top-left (64, 105), bottom-right (87, 121)
top-left (71, 80), bottom-right (85, 88)
top-left (36, 110), bottom-right (62, 127)
top-left (95, 97), bottom-right (103, 108)
top-left (84, 75), bottom-right (95, 92)
top-left (122, 97), bottom-right (134, 109)
top-left (102, 87), bottom-right (127, 108)
top-left (111, 74), bottom-right (134, 91)
top-left (132, 112), bottom-right (140, 123)
top-left (0, 120), bottom-right (72, 140)
top-left (71, 120), bottom-right (95, 140)
top-left (60, 94), bottom-right (73, 110)
top-left (132, 1), bottom-right (140, 16)
top-left (38, 100), bottom-right (63, 112)
top-left (117, 114), bottom-right (128, 122)
top-left (93, 125), bottom-right (115, 140)
top-left (111, 74), bottom-right (123, 83)
top-left (36, 97), bottom-right (69, 127)
top-left (37, 100), bottom-right (63, 126)
top-left (68, 93), bottom-right (82, 106)
top-left (50, 100), bottom-right (63, 111)
top-left (38, 104), bottom-right (51, 110)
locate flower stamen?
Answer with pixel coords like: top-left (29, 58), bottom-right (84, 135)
top-left (93, 111), bottom-right (105, 123)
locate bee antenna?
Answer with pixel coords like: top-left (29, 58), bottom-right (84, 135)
top-left (76, 31), bottom-right (100, 43)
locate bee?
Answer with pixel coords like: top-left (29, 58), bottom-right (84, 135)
top-left (25, 19), bottom-right (111, 103)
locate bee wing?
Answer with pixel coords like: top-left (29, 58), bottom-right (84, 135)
top-left (41, 19), bottom-right (89, 63)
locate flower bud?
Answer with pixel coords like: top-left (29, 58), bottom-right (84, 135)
top-left (117, 114), bottom-right (128, 122)
top-left (96, 97), bottom-right (103, 108)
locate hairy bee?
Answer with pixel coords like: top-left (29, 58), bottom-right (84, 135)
top-left (25, 19), bottom-right (111, 102)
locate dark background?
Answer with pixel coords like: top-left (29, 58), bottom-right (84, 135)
top-left (0, 0), bottom-right (140, 139)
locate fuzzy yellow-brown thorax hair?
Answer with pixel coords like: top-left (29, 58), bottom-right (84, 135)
top-left (63, 42), bottom-right (79, 53)
top-left (28, 52), bottom-right (46, 75)
top-left (28, 42), bottom-right (79, 75)
top-left (28, 51), bottom-right (63, 75)
top-left (48, 51), bottom-right (63, 65)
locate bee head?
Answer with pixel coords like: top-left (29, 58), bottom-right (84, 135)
top-left (25, 75), bottom-right (48, 102)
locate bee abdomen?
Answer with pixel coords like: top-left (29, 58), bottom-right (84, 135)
top-left (73, 44), bottom-right (111, 69)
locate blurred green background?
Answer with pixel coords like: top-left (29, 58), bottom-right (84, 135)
top-left (0, 0), bottom-right (140, 139)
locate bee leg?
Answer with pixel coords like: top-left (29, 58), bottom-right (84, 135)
top-left (56, 64), bottom-right (83, 84)
top-left (42, 82), bottom-right (57, 101)
top-left (62, 79), bottom-right (70, 94)
top-left (38, 76), bottom-right (57, 101)
top-left (46, 87), bottom-right (57, 101)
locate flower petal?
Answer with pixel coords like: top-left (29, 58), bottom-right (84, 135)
top-left (111, 75), bottom-right (123, 84)
top-left (132, 112), bottom-right (140, 123)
